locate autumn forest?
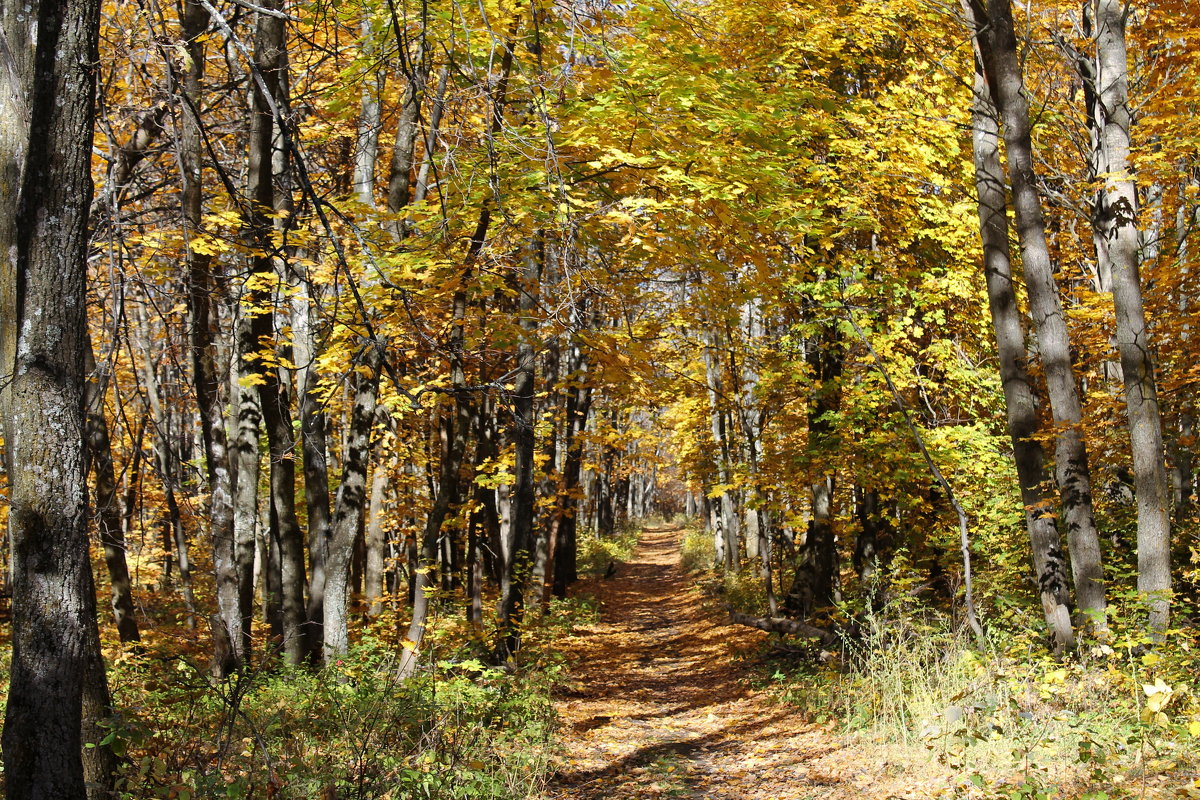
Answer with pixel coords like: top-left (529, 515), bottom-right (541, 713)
top-left (3, 0), bottom-right (1200, 796)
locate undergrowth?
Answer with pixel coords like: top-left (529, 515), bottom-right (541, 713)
top-left (764, 603), bottom-right (1200, 798)
top-left (576, 521), bottom-right (642, 577)
top-left (94, 595), bottom-right (598, 800)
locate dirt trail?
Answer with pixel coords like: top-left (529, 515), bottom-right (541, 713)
top-left (540, 525), bottom-right (916, 800)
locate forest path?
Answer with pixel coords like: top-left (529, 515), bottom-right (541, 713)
top-left (539, 525), bottom-right (900, 800)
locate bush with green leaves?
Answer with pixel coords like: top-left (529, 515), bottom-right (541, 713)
top-left (103, 633), bottom-right (557, 800)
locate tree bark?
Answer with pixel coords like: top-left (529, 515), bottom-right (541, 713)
top-left (247, 0), bottom-right (306, 664)
top-left (1090, 0), bottom-right (1171, 631)
top-left (1, 0), bottom-right (106, 796)
top-left (179, 0), bottom-right (240, 674)
top-left (497, 235), bottom-right (542, 660)
top-left (970, 66), bottom-right (1074, 652)
top-left (324, 348), bottom-right (382, 658)
top-left (968, 0), bottom-right (1108, 630)
top-left (786, 319), bottom-right (842, 618)
top-left (552, 316), bottom-right (592, 598)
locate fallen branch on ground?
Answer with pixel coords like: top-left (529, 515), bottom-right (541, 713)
top-left (728, 610), bottom-right (839, 647)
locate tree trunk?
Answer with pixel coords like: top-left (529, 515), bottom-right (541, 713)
top-left (704, 335), bottom-right (740, 569)
top-left (246, 0), bottom-right (306, 664)
top-left (552, 321), bottom-right (592, 598)
top-left (970, 66), bottom-right (1074, 652)
top-left (324, 348), bottom-right (382, 658)
top-left (178, 0), bottom-right (240, 674)
top-left (352, 15), bottom-right (383, 207)
top-left (364, 416), bottom-right (393, 618)
top-left (83, 339), bottom-right (141, 644)
top-left (497, 236), bottom-right (542, 660)
top-left (133, 311), bottom-right (199, 630)
top-left (295, 281), bottom-right (333, 660)
top-left (968, 0), bottom-right (1108, 629)
top-left (231, 307), bottom-right (262, 662)
top-left (786, 320), bottom-right (842, 618)
top-left (1, 0), bottom-right (106, 795)
top-left (1091, 0), bottom-right (1171, 631)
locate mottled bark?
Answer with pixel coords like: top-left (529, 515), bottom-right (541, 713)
top-left (179, 0), bottom-right (240, 674)
top-left (231, 309), bottom-right (262, 661)
top-left (352, 15), bottom-right (382, 206)
top-left (1, 0), bottom-right (106, 795)
top-left (247, 0), bottom-right (306, 664)
top-left (324, 348), bottom-right (382, 658)
top-left (295, 282), bottom-right (332, 660)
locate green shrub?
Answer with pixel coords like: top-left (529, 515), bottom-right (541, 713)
top-left (105, 634), bottom-right (557, 800)
top-left (679, 527), bottom-right (715, 573)
top-left (576, 524), bottom-right (640, 577)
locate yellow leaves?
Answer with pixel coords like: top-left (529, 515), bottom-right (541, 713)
top-left (1141, 678), bottom-right (1178, 727)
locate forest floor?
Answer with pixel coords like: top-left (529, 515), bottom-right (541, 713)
top-left (539, 524), bottom-right (951, 800)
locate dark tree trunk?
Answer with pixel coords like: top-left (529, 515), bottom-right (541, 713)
top-left (1, 0), bottom-right (107, 796)
top-left (786, 319), bottom-right (843, 618)
top-left (497, 236), bottom-right (542, 660)
top-left (552, 324), bottom-right (592, 598)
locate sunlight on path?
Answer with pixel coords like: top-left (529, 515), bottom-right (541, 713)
top-left (539, 526), bottom-right (916, 800)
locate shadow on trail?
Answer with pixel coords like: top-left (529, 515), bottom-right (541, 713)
top-left (541, 525), bottom-right (851, 800)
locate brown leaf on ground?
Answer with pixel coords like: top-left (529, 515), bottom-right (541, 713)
top-left (539, 526), bottom-right (957, 800)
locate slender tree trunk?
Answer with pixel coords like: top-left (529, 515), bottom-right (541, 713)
top-left (970, 66), bottom-right (1074, 652)
top-left (178, 0), bottom-right (240, 674)
top-left (231, 307), bottom-right (262, 661)
top-left (552, 322), bottom-right (592, 598)
top-left (968, 0), bottom-right (1108, 629)
top-left (324, 349), bottom-right (382, 658)
top-left (399, 31), bottom-right (516, 677)
top-left (133, 311), bottom-right (200, 630)
top-left (1, 0), bottom-right (107, 794)
top-left (1091, 0), bottom-right (1171, 631)
top-left (497, 236), bottom-right (542, 660)
top-left (704, 335), bottom-right (740, 569)
top-left (364, 414), bottom-right (393, 618)
top-left (246, 0), bottom-right (306, 664)
top-left (295, 281), bottom-right (333, 660)
top-left (83, 340), bottom-right (141, 644)
top-left (352, 15), bottom-right (383, 207)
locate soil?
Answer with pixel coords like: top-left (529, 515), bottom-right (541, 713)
top-left (539, 524), bottom-right (941, 800)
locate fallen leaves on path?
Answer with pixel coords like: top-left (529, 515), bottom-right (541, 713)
top-left (539, 526), bottom-right (954, 800)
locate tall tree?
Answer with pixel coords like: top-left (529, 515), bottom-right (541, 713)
top-left (970, 65), bottom-right (1074, 652)
top-left (967, 0), bottom-right (1109, 630)
top-left (1089, 0), bottom-right (1172, 631)
top-left (1, 0), bottom-right (108, 795)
